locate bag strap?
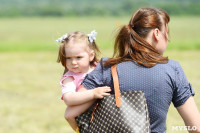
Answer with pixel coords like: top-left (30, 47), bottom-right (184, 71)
top-left (111, 65), bottom-right (121, 108)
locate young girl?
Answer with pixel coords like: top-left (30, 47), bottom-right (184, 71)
top-left (56, 30), bottom-right (111, 131)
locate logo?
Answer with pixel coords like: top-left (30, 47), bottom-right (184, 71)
top-left (172, 126), bottom-right (197, 131)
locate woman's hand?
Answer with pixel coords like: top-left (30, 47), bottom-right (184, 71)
top-left (92, 86), bottom-right (111, 99)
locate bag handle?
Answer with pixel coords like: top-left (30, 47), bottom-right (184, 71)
top-left (111, 65), bottom-right (121, 108)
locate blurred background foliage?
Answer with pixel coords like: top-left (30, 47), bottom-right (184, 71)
top-left (1, 0), bottom-right (200, 17)
top-left (1, 0), bottom-right (200, 52)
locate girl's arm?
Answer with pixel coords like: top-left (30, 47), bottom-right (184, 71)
top-left (64, 100), bottom-right (96, 131)
top-left (63, 87), bottom-right (110, 106)
top-left (62, 77), bottom-right (111, 106)
top-left (177, 96), bottom-right (200, 133)
top-left (64, 85), bottom-right (98, 130)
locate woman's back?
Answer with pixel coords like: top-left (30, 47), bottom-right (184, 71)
top-left (83, 57), bottom-right (195, 132)
top-left (81, 7), bottom-right (200, 132)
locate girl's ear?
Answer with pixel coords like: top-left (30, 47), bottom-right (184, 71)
top-left (89, 50), bottom-right (95, 61)
top-left (153, 28), bottom-right (160, 41)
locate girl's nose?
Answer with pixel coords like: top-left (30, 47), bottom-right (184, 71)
top-left (71, 59), bottom-right (77, 65)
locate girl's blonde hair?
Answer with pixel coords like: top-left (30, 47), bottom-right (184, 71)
top-left (57, 31), bottom-right (100, 74)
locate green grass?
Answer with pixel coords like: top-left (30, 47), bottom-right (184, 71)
top-left (0, 16), bottom-right (200, 52)
top-left (0, 17), bottom-right (119, 52)
top-left (167, 16), bottom-right (200, 50)
top-left (0, 50), bottom-right (199, 133)
top-left (0, 16), bottom-right (200, 133)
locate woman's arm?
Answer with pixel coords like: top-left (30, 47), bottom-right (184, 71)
top-left (177, 96), bottom-right (200, 133)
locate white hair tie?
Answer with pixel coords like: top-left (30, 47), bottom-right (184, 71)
top-left (88, 30), bottom-right (97, 43)
top-left (56, 34), bottom-right (68, 43)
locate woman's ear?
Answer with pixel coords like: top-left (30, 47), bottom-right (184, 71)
top-left (89, 50), bottom-right (95, 61)
top-left (153, 28), bottom-right (160, 41)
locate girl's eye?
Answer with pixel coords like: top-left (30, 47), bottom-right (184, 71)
top-left (77, 56), bottom-right (82, 59)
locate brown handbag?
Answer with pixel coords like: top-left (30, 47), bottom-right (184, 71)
top-left (76, 65), bottom-right (151, 133)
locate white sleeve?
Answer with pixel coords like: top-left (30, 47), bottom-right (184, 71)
top-left (60, 76), bottom-right (76, 100)
top-left (61, 81), bottom-right (76, 95)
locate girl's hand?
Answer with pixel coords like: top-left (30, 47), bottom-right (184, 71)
top-left (93, 86), bottom-right (111, 99)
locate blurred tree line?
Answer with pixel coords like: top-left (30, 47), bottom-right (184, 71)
top-left (1, 0), bottom-right (200, 17)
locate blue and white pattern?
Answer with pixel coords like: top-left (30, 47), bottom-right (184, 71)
top-left (82, 57), bottom-right (195, 133)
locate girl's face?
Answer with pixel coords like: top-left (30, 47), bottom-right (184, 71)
top-left (64, 42), bottom-right (94, 73)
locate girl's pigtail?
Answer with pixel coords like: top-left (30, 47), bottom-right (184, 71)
top-left (57, 43), bottom-right (68, 75)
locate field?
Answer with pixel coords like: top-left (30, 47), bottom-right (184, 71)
top-left (1, 16), bottom-right (200, 51)
top-left (0, 17), bottom-right (200, 133)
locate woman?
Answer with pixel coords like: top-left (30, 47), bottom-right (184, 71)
top-left (75, 7), bottom-right (200, 132)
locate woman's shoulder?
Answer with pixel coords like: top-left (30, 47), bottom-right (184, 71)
top-left (89, 57), bottom-right (111, 75)
top-left (166, 59), bottom-right (182, 70)
top-left (99, 57), bottom-right (109, 62)
top-left (168, 59), bottom-right (179, 65)
top-left (155, 59), bottom-right (184, 76)
top-left (96, 57), bottom-right (110, 68)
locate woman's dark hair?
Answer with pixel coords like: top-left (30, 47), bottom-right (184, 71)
top-left (104, 7), bottom-right (170, 67)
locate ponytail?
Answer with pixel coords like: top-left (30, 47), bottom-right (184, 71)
top-left (104, 7), bottom-right (169, 67)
